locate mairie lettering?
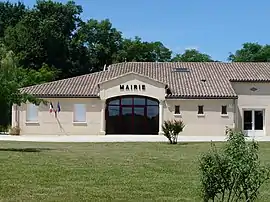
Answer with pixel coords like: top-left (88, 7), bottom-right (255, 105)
top-left (120, 85), bottom-right (146, 91)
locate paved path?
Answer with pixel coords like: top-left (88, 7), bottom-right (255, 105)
top-left (0, 135), bottom-right (270, 142)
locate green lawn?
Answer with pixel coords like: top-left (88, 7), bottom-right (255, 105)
top-left (0, 141), bottom-right (270, 202)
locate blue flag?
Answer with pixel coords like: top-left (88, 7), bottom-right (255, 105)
top-left (57, 101), bottom-right (61, 112)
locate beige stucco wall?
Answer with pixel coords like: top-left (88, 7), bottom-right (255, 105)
top-left (164, 99), bottom-right (235, 136)
top-left (15, 98), bottom-right (235, 136)
top-left (17, 98), bottom-right (102, 135)
top-left (232, 82), bottom-right (270, 135)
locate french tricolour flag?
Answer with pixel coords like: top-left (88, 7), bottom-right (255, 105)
top-left (49, 102), bottom-right (54, 113)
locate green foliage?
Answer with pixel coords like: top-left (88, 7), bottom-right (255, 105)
top-left (228, 42), bottom-right (270, 62)
top-left (0, 1), bottom-right (26, 37)
top-left (0, 44), bottom-right (55, 102)
top-left (171, 49), bottom-right (214, 62)
top-left (199, 130), bottom-right (270, 202)
top-left (1, 0), bottom-right (174, 77)
top-left (162, 120), bottom-right (185, 144)
top-left (17, 64), bottom-right (58, 87)
top-left (0, 44), bottom-right (52, 127)
top-left (3, 0), bottom-right (83, 78)
top-left (76, 18), bottom-right (123, 72)
top-left (0, 124), bottom-right (10, 134)
top-left (117, 36), bottom-right (172, 62)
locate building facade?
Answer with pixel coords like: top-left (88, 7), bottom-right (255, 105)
top-left (12, 62), bottom-right (270, 136)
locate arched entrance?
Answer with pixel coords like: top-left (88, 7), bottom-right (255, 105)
top-left (105, 95), bottom-right (159, 134)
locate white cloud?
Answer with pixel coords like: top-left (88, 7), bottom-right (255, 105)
top-left (170, 46), bottom-right (200, 56)
top-left (184, 46), bottom-right (199, 51)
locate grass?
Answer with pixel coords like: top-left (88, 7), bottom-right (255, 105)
top-left (0, 141), bottom-right (270, 202)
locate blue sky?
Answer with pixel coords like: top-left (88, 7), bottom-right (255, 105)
top-left (10, 0), bottom-right (270, 61)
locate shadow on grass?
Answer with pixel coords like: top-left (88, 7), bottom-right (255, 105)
top-left (0, 148), bottom-right (53, 152)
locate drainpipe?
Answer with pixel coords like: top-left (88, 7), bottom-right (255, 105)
top-left (233, 98), bottom-right (237, 129)
top-left (14, 104), bottom-right (19, 127)
top-left (103, 64), bottom-right (107, 71)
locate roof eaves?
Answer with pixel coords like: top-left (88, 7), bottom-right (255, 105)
top-left (30, 94), bottom-right (100, 98)
top-left (166, 95), bottom-right (238, 99)
top-left (230, 79), bottom-right (270, 82)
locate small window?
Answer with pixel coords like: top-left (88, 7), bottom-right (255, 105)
top-left (172, 67), bottom-right (190, 72)
top-left (198, 105), bottom-right (204, 114)
top-left (74, 104), bottom-right (86, 122)
top-left (26, 103), bottom-right (38, 122)
top-left (174, 105), bottom-right (180, 114)
top-left (221, 105), bottom-right (227, 115)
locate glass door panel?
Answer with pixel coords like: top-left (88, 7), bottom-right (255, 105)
top-left (121, 107), bottom-right (133, 134)
top-left (254, 110), bottom-right (263, 130)
top-left (147, 106), bottom-right (159, 134)
top-left (243, 110), bottom-right (252, 130)
top-left (133, 107), bottom-right (145, 134)
top-left (106, 106), bottom-right (120, 134)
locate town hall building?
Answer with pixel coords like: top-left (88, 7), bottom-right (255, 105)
top-left (11, 62), bottom-right (270, 137)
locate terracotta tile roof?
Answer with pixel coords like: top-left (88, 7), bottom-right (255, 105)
top-left (20, 62), bottom-right (270, 99)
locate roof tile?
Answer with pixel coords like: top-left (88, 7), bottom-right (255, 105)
top-left (21, 62), bottom-right (270, 98)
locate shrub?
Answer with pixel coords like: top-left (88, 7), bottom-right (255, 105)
top-left (162, 120), bottom-right (185, 144)
top-left (199, 129), bottom-right (270, 202)
top-left (0, 125), bottom-right (11, 134)
top-left (9, 126), bottom-right (21, 136)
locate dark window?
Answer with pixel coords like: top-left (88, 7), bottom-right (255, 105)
top-left (108, 99), bottom-right (120, 105)
top-left (147, 99), bottom-right (158, 106)
top-left (133, 97), bottom-right (145, 105)
top-left (198, 105), bottom-right (204, 114)
top-left (121, 97), bottom-right (133, 105)
top-left (106, 96), bottom-right (159, 134)
top-left (221, 105), bottom-right (227, 114)
top-left (174, 105), bottom-right (180, 114)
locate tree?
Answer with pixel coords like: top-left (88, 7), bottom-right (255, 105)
top-left (75, 19), bottom-right (123, 73)
top-left (0, 44), bottom-right (56, 128)
top-left (0, 1), bottom-right (27, 38)
top-left (1, 1), bottom-right (173, 78)
top-left (162, 120), bottom-right (185, 144)
top-left (75, 21), bottom-right (172, 72)
top-left (4, 0), bottom-right (83, 78)
top-left (199, 129), bottom-right (270, 202)
top-left (228, 42), bottom-right (270, 62)
top-left (117, 36), bottom-right (172, 62)
top-left (171, 49), bottom-right (214, 62)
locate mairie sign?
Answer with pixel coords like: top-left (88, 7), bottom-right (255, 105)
top-left (120, 84), bottom-right (146, 91)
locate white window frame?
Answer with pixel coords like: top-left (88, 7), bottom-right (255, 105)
top-left (197, 105), bottom-right (205, 117)
top-left (221, 105), bottom-right (228, 116)
top-left (26, 103), bottom-right (39, 123)
top-left (73, 104), bottom-right (86, 123)
top-left (174, 105), bottom-right (181, 117)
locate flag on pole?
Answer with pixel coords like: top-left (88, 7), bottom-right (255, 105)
top-left (49, 102), bottom-right (54, 113)
top-left (57, 101), bottom-right (61, 112)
